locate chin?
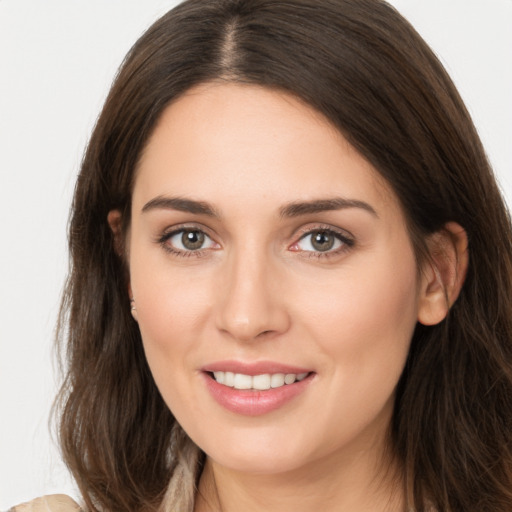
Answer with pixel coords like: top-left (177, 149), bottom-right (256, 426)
top-left (191, 423), bottom-right (321, 475)
top-left (210, 448), bottom-right (310, 475)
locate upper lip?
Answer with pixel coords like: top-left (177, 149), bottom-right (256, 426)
top-left (201, 360), bottom-right (312, 376)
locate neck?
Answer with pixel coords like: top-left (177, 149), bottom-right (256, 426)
top-left (194, 433), bottom-right (404, 512)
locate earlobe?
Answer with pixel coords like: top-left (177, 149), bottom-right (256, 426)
top-left (130, 297), bottom-right (138, 322)
top-left (417, 222), bottom-right (468, 326)
top-left (127, 283), bottom-right (138, 322)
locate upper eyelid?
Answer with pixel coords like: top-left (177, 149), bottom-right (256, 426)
top-left (294, 223), bottom-right (354, 241)
top-left (159, 222), bottom-right (216, 238)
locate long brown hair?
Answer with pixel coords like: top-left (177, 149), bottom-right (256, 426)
top-left (57, 0), bottom-right (512, 510)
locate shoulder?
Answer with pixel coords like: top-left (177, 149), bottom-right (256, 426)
top-left (9, 495), bottom-right (82, 512)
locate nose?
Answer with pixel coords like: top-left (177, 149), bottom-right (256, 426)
top-left (214, 248), bottom-right (291, 342)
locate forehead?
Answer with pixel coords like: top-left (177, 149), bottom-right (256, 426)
top-left (133, 82), bottom-right (397, 218)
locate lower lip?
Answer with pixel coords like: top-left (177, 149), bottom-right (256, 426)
top-left (202, 372), bottom-right (314, 416)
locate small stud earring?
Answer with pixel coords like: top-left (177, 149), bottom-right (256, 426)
top-left (130, 298), bottom-right (136, 311)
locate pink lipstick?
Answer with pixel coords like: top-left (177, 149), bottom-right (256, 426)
top-left (201, 361), bottom-right (314, 416)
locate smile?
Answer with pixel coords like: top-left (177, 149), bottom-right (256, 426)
top-left (211, 371), bottom-right (309, 390)
top-left (202, 364), bottom-right (314, 415)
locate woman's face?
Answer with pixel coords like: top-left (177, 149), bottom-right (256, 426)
top-left (127, 82), bottom-right (429, 475)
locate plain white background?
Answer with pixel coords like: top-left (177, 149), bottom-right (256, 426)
top-left (0, 0), bottom-right (511, 508)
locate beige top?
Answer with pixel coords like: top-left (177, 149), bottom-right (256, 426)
top-left (9, 495), bottom-right (82, 512)
top-left (8, 493), bottom-right (440, 511)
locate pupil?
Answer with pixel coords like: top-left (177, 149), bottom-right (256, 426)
top-left (312, 231), bottom-right (334, 251)
top-left (182, 230), bottom-right (205, 250)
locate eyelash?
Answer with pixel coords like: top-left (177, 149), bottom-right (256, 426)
top-left (292, 225), bottom-right (354, 260)
top-left (157, 224), bottom-right (355, 260)
top-left (157, 225), bottom-right (217, 258)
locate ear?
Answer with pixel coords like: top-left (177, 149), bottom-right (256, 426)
top-left (417, 222), bottom-right (468, 326)
top-left (108, 210), bottom-right (137, 321)
top-left (107, 209), bottom-right (124, 256)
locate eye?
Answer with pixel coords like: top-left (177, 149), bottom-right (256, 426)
top-left (161, 228), bottom-right (218, 254)
top-left (297, 230), bottom-right (342, 252)
top-left (290, 228), bottom-right (353, 256)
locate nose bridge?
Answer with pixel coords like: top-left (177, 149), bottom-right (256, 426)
top-left (215, 240), bottom-right (289, 341)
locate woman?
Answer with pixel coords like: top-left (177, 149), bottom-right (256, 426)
top-left (12, 0), bottom-right (512, 510)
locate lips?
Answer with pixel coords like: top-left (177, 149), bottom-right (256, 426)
top-left (201, 361), bottom-right (314, 415)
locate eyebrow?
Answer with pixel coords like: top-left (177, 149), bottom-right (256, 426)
top-left (142, 196), bottom-right (220, 217)
top-left (279, 198), bottom-right (378, 218)
top-left (141, 195), bottom-right (378, 219)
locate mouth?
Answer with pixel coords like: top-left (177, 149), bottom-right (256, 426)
top-left (207, 371), bottom-right (310, 391)
top-left (201, 363), bottom-right (315, 415)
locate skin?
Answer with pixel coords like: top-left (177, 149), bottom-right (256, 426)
top-left (110, 82), bottom-right (467, 512)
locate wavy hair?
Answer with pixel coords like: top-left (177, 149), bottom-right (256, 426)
top-left (56, 0), bottom-right (512, 510)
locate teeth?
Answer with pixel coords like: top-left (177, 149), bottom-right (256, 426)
top-left (270, 373), bottom-right (285, 388)
top-left (224, 371), bottom-right (235, 387)
top-left (213, 371), bottom-right (225, 384)
top-left (253, 374), bottom-right (271, 390)
top-left (211, 371), bottom-right (309, 390)
top-left (234, 373), bottom-right (252, 389)
top-left (284, 373), bottom-right (296, 385)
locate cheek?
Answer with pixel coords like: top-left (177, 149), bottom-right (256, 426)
top-left (284, 248), bottom-right (419, 453)
top-left (131, 269), bottom-right (214, 422)
top-left (128, 240), bottom-right (214, 378)
top-left (296, 246), bottom-right (419, 386)
top-left (135, 276), bottom-right (211, 351)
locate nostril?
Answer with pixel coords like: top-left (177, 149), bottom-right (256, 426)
top-left (256, 330), bottom-right (273, 338)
